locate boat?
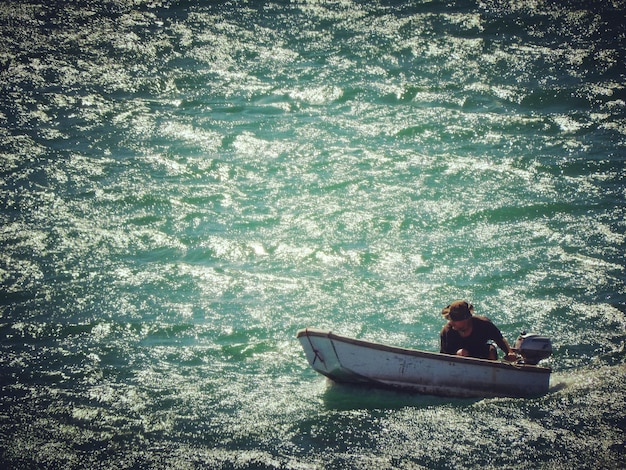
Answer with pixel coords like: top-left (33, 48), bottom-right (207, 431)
top-left (296, 328), bottom-right (552, 398)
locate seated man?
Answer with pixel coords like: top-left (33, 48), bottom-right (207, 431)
top-left (439, 300), bottom-right (517, 361)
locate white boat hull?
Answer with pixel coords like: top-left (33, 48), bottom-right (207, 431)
top-left (297, 328), bottom-right (551, 398)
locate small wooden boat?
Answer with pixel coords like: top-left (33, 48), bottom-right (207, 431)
top-left (296, 328), bottom-right (552, 398)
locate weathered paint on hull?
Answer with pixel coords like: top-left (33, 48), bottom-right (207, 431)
top-left (297, 328), bottom-right (551, 398)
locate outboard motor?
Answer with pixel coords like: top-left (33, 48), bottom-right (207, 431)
top-left (514, 332), bottom-right (552, 365)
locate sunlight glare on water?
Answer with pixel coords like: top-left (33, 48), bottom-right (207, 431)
top-left (0, 0), bottom-right (625, 468)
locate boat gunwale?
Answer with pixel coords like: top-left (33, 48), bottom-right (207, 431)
top-left (296, 327), bottom-right (551, 374)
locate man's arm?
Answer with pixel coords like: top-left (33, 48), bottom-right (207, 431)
top-left (495, 337), bottom-right (517, 361)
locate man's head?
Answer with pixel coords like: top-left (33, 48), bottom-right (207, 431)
top-left (441, 300), bottom-right (473, 321)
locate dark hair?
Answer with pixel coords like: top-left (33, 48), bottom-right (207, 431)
top-left (441, 300), bottom-right (473, 321)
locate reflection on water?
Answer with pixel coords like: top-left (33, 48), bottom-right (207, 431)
top-left (321, 380), bottom-right (482, 411)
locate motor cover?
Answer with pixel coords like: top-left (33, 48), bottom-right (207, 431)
top-left (514, 332), bottom-right (552, 365)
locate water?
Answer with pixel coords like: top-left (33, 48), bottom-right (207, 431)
top-left (0, 0), bottom-right (624, 468)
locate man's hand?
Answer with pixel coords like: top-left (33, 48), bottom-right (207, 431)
top-left (504, 351), bottom-right (518, 362)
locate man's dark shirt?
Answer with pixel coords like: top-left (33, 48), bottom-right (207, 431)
top-left (439, 316), bottom-right (504, 359)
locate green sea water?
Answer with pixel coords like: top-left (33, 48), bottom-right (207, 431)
top-left (1, 0), bottom-right (625, 468)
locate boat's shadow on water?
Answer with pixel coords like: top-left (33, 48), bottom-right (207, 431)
top-left (322, 379), bottom-right (567, 410)
top-left (321, 380), bottom-right (481, 410)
